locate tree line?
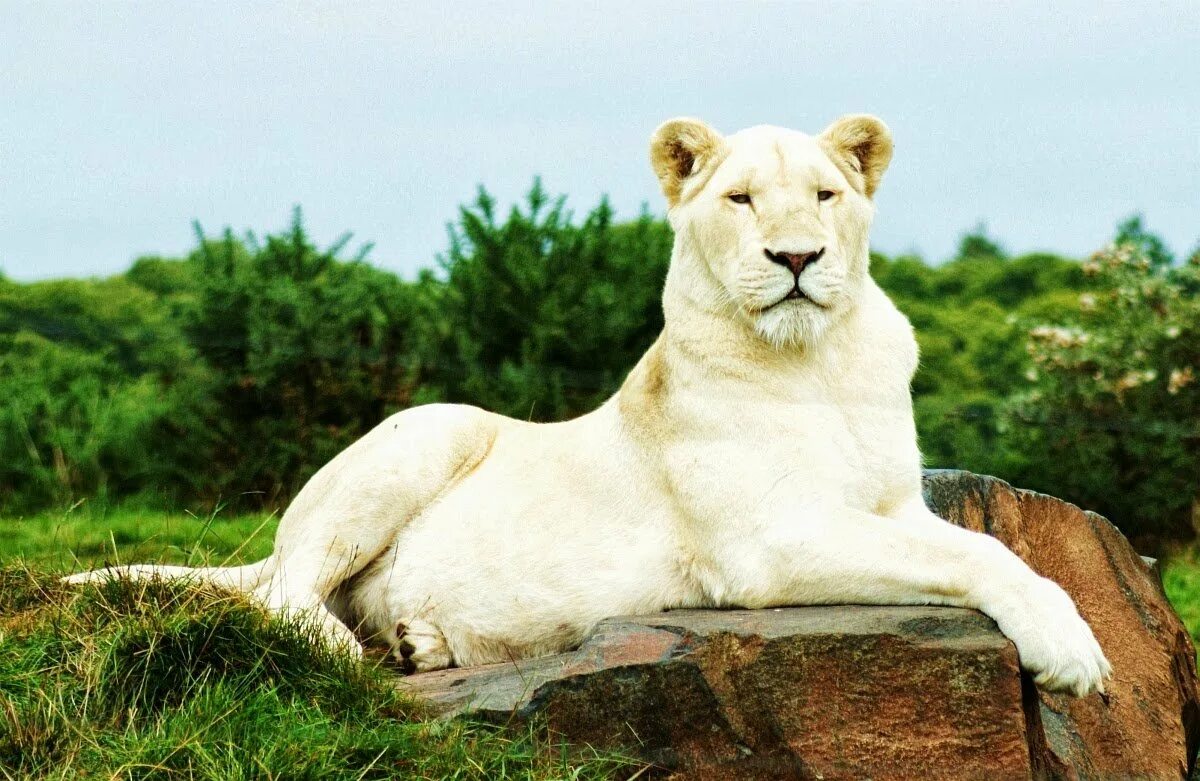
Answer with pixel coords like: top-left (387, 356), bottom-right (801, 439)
top-left (1, 183), bottom-right (1196, 548)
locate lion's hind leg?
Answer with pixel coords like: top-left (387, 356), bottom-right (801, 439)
top-left (252, 404), bottom-right (497, 657)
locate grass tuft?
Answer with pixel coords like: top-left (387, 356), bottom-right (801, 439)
top-left (0, 563), bottom-right (635, 780)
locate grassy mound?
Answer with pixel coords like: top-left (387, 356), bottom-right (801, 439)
top-left (0, 567), bottom-right (633, 780)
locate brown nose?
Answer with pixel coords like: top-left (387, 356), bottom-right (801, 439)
top-left (765, 247), bottom-right (825, 275)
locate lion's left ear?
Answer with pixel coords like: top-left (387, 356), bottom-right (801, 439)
top-left (818, 115), bottom-right (893, 199)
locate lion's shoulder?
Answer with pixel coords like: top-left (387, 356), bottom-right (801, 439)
top-left (847, 281), bottom-right (919, 381)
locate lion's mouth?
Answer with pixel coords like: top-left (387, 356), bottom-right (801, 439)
top-left (766, 286), bottom-right (811, 310)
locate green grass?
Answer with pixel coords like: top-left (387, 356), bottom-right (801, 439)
top-left (1164, 550), bottom-right (1200, 646)
top-left (7, 505), bottom-right (1200, 780)
top-left (0, 507), bottom-right (637, 780)
top-left (0, 504), bottom-right (278, 570)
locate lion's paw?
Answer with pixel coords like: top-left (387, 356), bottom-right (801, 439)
top-left (995, 577), bottom-right (1112, 697)
top-left (392, 619), bottom-right (452, 674)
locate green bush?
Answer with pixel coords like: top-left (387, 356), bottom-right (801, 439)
top-left (0, 195), bottom-right (1195, 546)
top-left (0, 276), bottom-right (212, 511)
top-left (183, 212), bottom-right (422, 503)
top-left (1002, 242), bottom-right (1200, 545)
top-left (872, 228), bottom-right (1089, 479)
top-left (411, 182), bottom-right (670, 421)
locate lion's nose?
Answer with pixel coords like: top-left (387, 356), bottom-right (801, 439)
top-left (764, 247), bottom-right (825, 275)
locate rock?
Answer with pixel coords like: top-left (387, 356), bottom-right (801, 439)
top-left (923, 470), bottom-right (1200, 779)
top-left (405, 606), bottom-right (1034, 778)
top-left (398, 471), bottom-right (1200, 779)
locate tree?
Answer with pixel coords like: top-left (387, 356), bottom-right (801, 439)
top-left (955, 223), bottom-right (1006, 262)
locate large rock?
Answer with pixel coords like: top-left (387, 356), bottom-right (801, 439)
top-left (923, 470), bottom-right (1199, 778)
top-left (398, 471), bottom-right (1200, 779)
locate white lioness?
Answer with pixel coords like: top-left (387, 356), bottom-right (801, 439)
top-left (68, 116), bottom-right (1111, 696)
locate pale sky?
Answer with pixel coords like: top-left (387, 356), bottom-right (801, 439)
top-left (2, 1), bottom-right (1197, 281)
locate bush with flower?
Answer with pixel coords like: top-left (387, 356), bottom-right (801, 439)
top-left (1004, 241), bottom-right (1200, 546)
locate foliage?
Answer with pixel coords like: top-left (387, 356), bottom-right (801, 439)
top-left (1002, 242), bottom-right (1200, 543)
top-left (412, 182), bottom-right (670, 421)
top-left (184, 211), bottom-right (422, 503)
top-left (0, 276), bottom-right (212, 512)
top-left (1114, 214), bottom-right (1174, 269)
top-left (1164, 549), bottom-right (1200, 647)
top-left (1, 211), bottom-right (426, 511)
top-left (0, 191), bottom-right (1195, 545)
top-left (871, 227), bottom-right (1087, 480)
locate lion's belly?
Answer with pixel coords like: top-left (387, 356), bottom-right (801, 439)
top-left (341, 390), bottom-right (919, 665)
top-left (343, 411), bottom-right (689, 666)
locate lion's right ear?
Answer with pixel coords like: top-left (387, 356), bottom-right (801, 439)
top-left (650, 118), bottom-right (725, 207)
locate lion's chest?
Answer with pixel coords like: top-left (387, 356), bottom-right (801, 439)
top-left (663, 375), bottom-right (918, 524)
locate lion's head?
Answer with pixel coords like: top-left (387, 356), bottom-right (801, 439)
top-left (650, 116), bottom-right (893, 348)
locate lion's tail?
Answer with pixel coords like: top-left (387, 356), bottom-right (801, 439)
top-left (61, 557), bottom-right (277, 592)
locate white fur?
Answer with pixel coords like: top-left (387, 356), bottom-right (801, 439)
top-left (66, 117), bottom-right (1111, 696)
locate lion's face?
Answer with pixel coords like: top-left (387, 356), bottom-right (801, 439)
top-left (651, 116), bottom-right (893, 347)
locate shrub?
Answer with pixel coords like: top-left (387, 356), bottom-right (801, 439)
top-left (182, 211), bottom-right (422, 503)
top-left (0, 277), bottom-right (211, 511)
top-left (1003, 243), bottom-right (1200, 545)
top-left (411, 182), bottom-right (671, 421)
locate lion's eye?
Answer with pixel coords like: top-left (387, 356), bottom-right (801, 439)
top-left (817, 190), bottom-right (836, 202)
top-left (727, 192), bottom-right (752, 205)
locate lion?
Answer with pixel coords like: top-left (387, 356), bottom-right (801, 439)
top-left (67, 115), bottom-right (1111, 696)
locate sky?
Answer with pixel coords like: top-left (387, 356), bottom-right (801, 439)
top-left (1, 1), bottom-right (1197, 281)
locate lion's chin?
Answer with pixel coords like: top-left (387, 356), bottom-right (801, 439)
top-left (751, 302), bottom-right (830, 349)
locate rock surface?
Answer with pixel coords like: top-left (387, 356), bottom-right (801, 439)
top-left (398, 471), bottom-right (1200, 779)
top-left (923, 470), bottom-right (1200, 779)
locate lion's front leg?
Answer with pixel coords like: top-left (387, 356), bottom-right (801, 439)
top-left (720, 503), bottom-right (1112, 696)
top-left (881, 494), bottom-right (1114, 696)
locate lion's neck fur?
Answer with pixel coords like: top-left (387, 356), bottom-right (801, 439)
top-left (616, 239), bottom-right (906, 444)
